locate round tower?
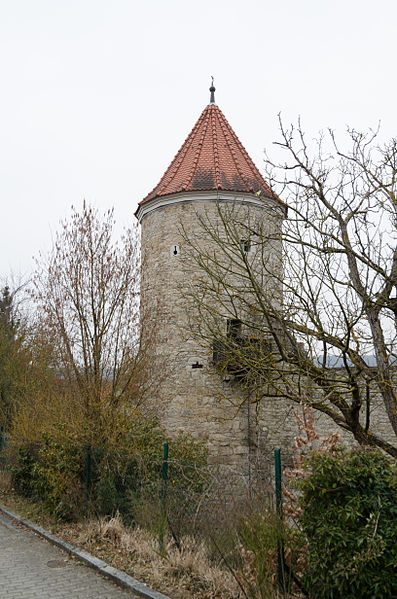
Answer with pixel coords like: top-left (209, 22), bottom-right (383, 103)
top-left (135, 85), bottom-right (285, 470)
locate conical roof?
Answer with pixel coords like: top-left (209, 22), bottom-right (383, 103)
top-left (140, 100), bottom-right (274, 206)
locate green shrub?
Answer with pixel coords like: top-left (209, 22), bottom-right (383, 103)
top-left (126, 430), bottom-right (208, 536)
top-left (239, 508), bottom-right (284, 597)
top-left (228, 498), bottom-right (304, 599)
top-left (32, 430), bottom-right (85, 520)
top-left (161, 432), bottom-right (208, 536)
top-left (11, 446), bottom-right (39, 497)
top-left (299, 449), bottom-right (397, 599)
top-left (9, 417), bottom-right (208, 526)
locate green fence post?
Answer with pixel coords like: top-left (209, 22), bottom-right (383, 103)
top-left (274, 448), bottom-right (285, 592)
top-left (159, 442), bottom-right (169, 555)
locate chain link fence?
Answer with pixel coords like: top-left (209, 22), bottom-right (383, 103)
top-left (0, 434), bottom-right (295, 595)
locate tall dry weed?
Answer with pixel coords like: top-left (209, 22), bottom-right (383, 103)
top-left (78, 513), bottom-right (242, 599)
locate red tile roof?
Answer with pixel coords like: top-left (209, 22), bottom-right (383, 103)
top-left (140, 103), bottom-right (274, 205)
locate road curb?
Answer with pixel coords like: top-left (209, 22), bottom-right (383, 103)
top-left (0, 504), bottom-right (171, 599)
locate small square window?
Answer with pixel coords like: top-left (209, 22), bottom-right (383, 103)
top-left (240, 239), bottom-right (251, 253)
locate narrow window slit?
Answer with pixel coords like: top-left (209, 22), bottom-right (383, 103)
top-left (240, 239), bottom-right (251, 253)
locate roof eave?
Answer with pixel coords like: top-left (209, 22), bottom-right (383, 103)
top-left (134, 188), bottom-right (285, 222)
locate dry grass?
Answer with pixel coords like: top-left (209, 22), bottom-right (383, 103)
top-left (0, 473), bottom-right (287, 599)
top-left (0, 472), bottom-right (242, 599)
top-left (75, 513), bottom-right (242, 599)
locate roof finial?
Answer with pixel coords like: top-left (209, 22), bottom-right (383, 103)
top-left (209, 76), bottom-right (216, 105)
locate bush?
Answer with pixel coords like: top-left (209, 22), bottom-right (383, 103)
top-left (33, 430), bottom-right (86, 520)
top-left (299, 449), bottom-right (397, 599)
top-left (11, 429), bottom-right (86, 519)
top-left (11, 446), bottom-right (39, 497)
top-left (238, 507), bottom-right (287, 598)
top-left (126, 430), bottom-right (208, 537)
top-left (10, 417), bottom-right (208, 525)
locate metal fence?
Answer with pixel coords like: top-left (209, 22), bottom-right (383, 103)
top-left (0, 435), bottom-right (289, 592)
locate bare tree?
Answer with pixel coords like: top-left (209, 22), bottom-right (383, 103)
top-left (31, 203), bottom-right (151, 443)
top-left (0, 283), bottom-right (27, 429)
top-left (182, 122), bottom-right (397, 458)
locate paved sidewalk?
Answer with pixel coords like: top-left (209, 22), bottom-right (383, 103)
top-left (0, 514), bottom-right (133, 598)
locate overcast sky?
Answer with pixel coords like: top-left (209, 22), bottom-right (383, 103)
top-left (0, 0), bottom-right (396, 280)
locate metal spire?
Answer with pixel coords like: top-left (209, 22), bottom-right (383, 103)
top-left (209, 76), bottom-right (216, 104)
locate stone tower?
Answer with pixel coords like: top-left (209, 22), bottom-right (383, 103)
top-left (135, 85), bottom-right (285, 469)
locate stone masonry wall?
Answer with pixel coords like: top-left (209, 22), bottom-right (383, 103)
top-left (139, 193), bottom-right (397, 474)
top-left (140, 194), bottom-right (284, 472)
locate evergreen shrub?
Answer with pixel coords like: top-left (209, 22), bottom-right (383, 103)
top-left (299, 449), bottom-right (397, 599)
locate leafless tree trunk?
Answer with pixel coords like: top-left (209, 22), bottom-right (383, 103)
top-left (182, 122), bottom-right (397, 458)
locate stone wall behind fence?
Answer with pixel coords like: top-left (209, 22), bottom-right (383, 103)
top-left (139, 194), bottom-right (396, 476)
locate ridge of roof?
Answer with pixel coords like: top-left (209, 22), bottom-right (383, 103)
top-left (139, 103), bottom-right (275, 206)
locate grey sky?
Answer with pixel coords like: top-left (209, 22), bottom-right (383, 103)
top-left (0, 0), bottom-right (396, 279)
